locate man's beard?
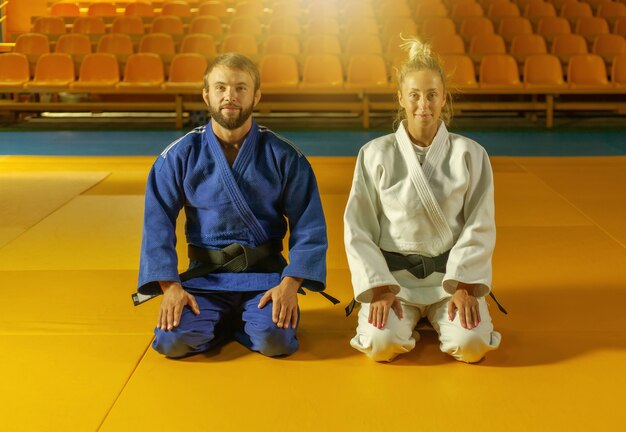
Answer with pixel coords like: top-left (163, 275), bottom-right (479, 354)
top-left (208, 101), bottom-right (254, 130)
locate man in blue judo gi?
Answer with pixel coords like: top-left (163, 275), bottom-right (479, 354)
top-left (135, 53), bottom-right (329, 358)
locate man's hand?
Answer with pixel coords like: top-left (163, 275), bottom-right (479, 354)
top-left (157, 281), bottom-right (200, 331)
top-left (369, 285), bottom-right (403, 329)
top-left (258, 277), bottom-right (302, 329)
top-left (448, 283), bottom-right (480, 330)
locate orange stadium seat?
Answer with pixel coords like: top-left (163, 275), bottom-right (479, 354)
top-left (479, 54), bottom-right (522, 87)
top-left (14, 33), bottom-right (50, 74)
top-left (346, 35), bottom-right (383, 56)
top-left (379, 1), bottom-right (412, 18)
top-left (498, 17), bottom-right (533, 43)
top-left (55, 33), bottom-right (92, 70)
top-left (385, 35), bottom-right (408, 62)
top-left (72, 17), bottom-right (106, 35)
top-left (162, 1), bottom-right (192, 17)
top-left (452, 2), bottom-right (485, 25)
top-left (524, 1), bottom-right (557, 26)
top-left (87, 3), bottom-right (118, 17)
top-left (597, 2), bottom-right (626, 26)
top-left (71, 53), bottom-right (119, 89)
top-left (304, 35), bottom-right (342, 55)
top-left (524, 53), bottom-right (566, 87)
top-left (488, 2), bottom-right (521, 28)
top-left (552, 0), bottom-right (578, 12)
top-left (469, 33), bottom-right (506, 63)
top-left (510, 34), bottom-right (548, 64)
top-left (460, 17), bottom-right (495, 43)
top-left (342, 3), bottom-right (375, 18)
top-left (300, 54), bottom-right (344, 88)
top-left (382, 17), bottom-right (418, 41)
top-left (229, 16), bottom-right (263, 36)
top-left (0, 53), bottom-right (30, 89)
top-left (551, 34), bottom-right (588, 65)
top-left (50, 2), bottom-right (80, 17)
top-left (220, 34), bottom-right (259, 55)
top-left (568, 54), bottom-right (611, 87)
top-left (198, 1), bottom-right (229, 18)
top-left (431, 34), bottom-right (466, 55)
top-left (575, 17), bottom-right (610, 43)
top-left (234, 1), bottom-right (265, 17)
top-left (32, 17), bottom-right (67, 38)
top-left (560, 2), bottom-right (593, 26)
top-left (26, 53), bottom-right (75, 88)
top-left (612, 53), bottom-right (626, 86)
top-left (441, 54), bottom-right (478, 88)
top-left (516, 0), bottom-right (544, 12)
top-left (421, 18), bottom-right (457, 39)
top-left (180, 34), bottom-right (217, 60)
top-left (111, 16), bottom-right (145, 36)
top-left (259, 54), bottom-right (300, 89)
top-left (615, 17), bottom-right (626, 37)
top-left (345, 17), bottom-right (380, 35)
top-left (139, 33), bottom-right (175, 54)
top-left (306, 17), bottom-right (340, 36)
top-left (267, 16), bottom-right (301, 35)
top-left (269, 1), bottom-right (303, 17)
top-left (150, 16), bottom-right (184, 36)
top-left (125, 1), bottom-right (155, 17)
top-left (345, 54), bottom-right (390, 88)
top-left (307, 2), bottom-right (339, 18)
top-left (263, 34), bottom-right (300, 55)
top-left (163, 53), bottom-right (207, 90)
top-left (593, 34), bottom-right (626, 63)
top-left (97, 34), bottom-right (134, 67)
top-left (537, 17), bottom-right (571, 44)
top-left (189, 16), bottom-right (224, 37)
top-left (414, 2), bottom-right (449, 24)
top-left (118, 53), bottom-right (165, 88)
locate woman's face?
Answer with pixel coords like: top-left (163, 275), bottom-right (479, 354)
top-left (398, 69), bottom-right (446, 132)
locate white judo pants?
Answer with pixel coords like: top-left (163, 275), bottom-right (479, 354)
top-left (350, 296), bottom-right (501, 363)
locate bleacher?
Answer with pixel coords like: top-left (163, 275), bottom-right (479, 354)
top-left (0, 0), bottom-right (625, 128)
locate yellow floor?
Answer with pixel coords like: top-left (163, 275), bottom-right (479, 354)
top-left (1, 155), bottom-right (625, 431)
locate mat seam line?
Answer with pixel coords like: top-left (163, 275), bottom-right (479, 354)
top-left (517, 161), bottom-right (626, 250)
top-left (96, 337), bottom-right (154, 431)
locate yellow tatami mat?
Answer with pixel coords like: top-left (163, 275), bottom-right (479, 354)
top-left (1, 155), bottom-right (625, 431)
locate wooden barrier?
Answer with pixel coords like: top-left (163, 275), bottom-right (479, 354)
top-left (1, 86), bottom-right (625, 129)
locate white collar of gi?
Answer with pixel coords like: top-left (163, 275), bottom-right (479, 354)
top-left (396, 121), bottom-right (450, 182)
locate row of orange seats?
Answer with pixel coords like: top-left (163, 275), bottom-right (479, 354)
top-left (421, 15), bottom-right (626, 42)
top-left (46, 0), bottom-right (408, 20)
top-left (30, 14), bottom-right (424, 41)
top-left (2, 50), bottom-right (625, 90)
top-left (429, 32), bottom-right (625, 65)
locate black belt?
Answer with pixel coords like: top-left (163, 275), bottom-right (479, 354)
top-left (345, 250), bottom-right (507, 316)
top-left (132, 240), bottom-right (339, 306)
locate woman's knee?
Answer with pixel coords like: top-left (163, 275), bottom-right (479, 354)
top-left (352, 327), bottom-right (416, 362)
top-left (441, 331), bottom-right (497, 363)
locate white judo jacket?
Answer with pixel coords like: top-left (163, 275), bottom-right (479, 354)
top-left (344, 121), bottom-right (495, 306)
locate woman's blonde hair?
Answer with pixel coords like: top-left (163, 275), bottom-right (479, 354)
top-left (394, 37), bottom-right (453, 127)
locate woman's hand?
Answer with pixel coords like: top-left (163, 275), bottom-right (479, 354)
top-left (448, 283), bottom-right (480, 330)
top-left (369, 286), bottom-right (403, 329)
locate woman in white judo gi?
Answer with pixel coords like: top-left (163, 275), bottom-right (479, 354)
top-left (344, 38), bottom-right (502, 363)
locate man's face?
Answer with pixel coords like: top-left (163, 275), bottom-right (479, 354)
top-left (202, 66), bottom-right (260, 130)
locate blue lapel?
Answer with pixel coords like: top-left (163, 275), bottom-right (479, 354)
top-left (204, 120), bottom-right (269, 244)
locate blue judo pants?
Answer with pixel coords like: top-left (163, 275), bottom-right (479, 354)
top-left (153, 290), bottom-right (299, 359)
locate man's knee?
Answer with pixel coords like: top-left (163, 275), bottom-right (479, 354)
top-left (153, 328), bottom-right (214, 359)
top-left (248, 324), bottom-right (298, 357)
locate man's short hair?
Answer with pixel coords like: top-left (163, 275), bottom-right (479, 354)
top-left (203, 53), bottom-right (260, 93)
